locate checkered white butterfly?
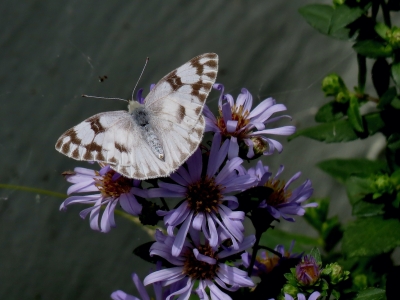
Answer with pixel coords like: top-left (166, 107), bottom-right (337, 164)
top-left (55, 53), bottom-right (218, 179)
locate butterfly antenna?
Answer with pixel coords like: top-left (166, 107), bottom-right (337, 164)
top-left (131, 57), bottom-right (149, 101)
top-left (81, 94), bottom-right (129, 102)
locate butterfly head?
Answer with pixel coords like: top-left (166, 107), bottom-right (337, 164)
top-left (128, 99), bottom-right (143, 113)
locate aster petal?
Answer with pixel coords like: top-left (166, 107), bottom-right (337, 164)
top-left (163, 202), bottom-right (190, 226)
top-left (147, 188), bottom-right (185, 198)
top-left (263, 138), bottom-right (283, 154)
top-left (222, 195), bottom-right (238, 210)
top-left (88, 199), bottom-right (103, 231)
top-left (284, 172), bottom-right (301, 190)
top-left (252, 103), bottom-right (287, 124)
top-left (60, 194), bottom-right (101, 210)
top-left (192, 213), bottom-right (204, 230)
top-left (67, 180), bottom-right (98, 195)
top-left (193, 248), bottom-right (217, 265)
top-left (219, 235), bottom-right (255, 258)
top-left (275, 165), bottom-right (285, 178)
top-left (298, 294), bottom-right (306, 300)
top-left (119, 193), bottom-right (142, 215)
top-left (224, 94), bottom-right (234, 107)
top-left (187, 148), bottom-right (202, 182)
top-left (218, 209), bottom-right (244, 242)
top-left (309, 291), bottom-right (321, 300)
top-left (207, 133), bottom-right (223, 178)
top-left (215, 157), bottom-right (243, 184)
top-left (248, 97), bottom-right (275, 119)
top-left (195, 281), bottom-right (209, 300)
top-left (170, 172), bottom-right (190, 186)
top-left (263, 114), bottom-right (292, 124)
top-left (99, 165), bottom-right (111, 175)
top-left (131, 273), bottom-right (151, 300)
top-left (144, 267), bottom-right (184, 286)
top-left (228, 137), bottom-right (239, 160)
top-left (205, 118), bottom-right (220, 133)
top-left (172, 212), bottom-right (194, 257)
top-left (206, 214), bottom-right (219, 247)
top-left (303, 203), bottom-right (318, 208)
top-left (101, 199), bottom-right (118, 232)
top-left (244, 138), bottom-right (254, 158)
top-left (73, 167), bottom-right (97, 176)
top-left (207, 281), bottom-right (232, 300)
top-left (158, 182), bottom-right (187, 193)
top-left (251, 126), bottom-right (296, 136)
top-left (131, 187), bottom-right (150, 198)
top-left (177, 165), bottom-right (192, 184)
top-left (221, 175), bottom-right (255, 193)
top-left (226, 120), bottom-right (238, 133)
top-left (217, 264), bottom-right (254, 287)
top-left (166, 278), bottom-right (193, 300)
top-left (203, 104), bottom-right (217, 123)
top-left (110, 290), bottom-right (139, 300)
top-left (284, 294), bottom-right (295, 300)
top-left (222, 102), bottom-right (232, 122)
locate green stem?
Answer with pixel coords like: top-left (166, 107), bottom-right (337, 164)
top-left (380, 0), bottom-right (391, 27)
top-left (357, 54), bottom-right (367, 93)
top-left (258, 245), bottom-right (283, 258)
top-left (0, 184), bottom-right (67, 198)
top-left (247, 230), bottom-right (262, 277)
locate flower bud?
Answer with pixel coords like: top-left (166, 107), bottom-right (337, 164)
top-left (295, 255), bottom-right (321, 286)
top-left (322, 262), bottom-right (349, 285)
top-left (321, 74), bottom-right (349, 102)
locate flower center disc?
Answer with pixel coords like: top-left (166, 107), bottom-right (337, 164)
top-left (183, 245), bottom-right (219, 280)
top-left (95, 171), bottom-right (131, 198)
top-left (186, 176), bottom-right (223, 214)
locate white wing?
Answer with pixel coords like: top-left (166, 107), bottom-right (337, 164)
top-left (143, 53), bottom-right (218, 171)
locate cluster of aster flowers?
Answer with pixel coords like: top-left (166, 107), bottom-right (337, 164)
top-left (60, 84), bottom-right (319, 299)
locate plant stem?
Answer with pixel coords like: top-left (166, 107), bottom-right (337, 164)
top-left (0, 184), bottom-right (67, 198)
top-left (247, 230), bottom-right (262, 277)
top-left (160, 197), bottom-right (169, 210)
top-left (357, 54), bottom-right (367, 93)
top-left (380, 0), bottom-right (392, 27)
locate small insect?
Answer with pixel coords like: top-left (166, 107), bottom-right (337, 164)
top-left (55, 53), bottom-right (218, 179)
top-left (98, 75), bottom-right (108, 82)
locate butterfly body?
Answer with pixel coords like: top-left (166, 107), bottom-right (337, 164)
top-left (56, 53), bottom-right (218, 179)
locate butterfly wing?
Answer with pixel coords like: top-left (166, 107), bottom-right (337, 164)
top-left (55, 111), bottom-right (169, 179)
top-left (143, 53), bottom-right (218, 173)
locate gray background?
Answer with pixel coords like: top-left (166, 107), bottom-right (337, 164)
top-left (0, 0), bottom-right (389, 299)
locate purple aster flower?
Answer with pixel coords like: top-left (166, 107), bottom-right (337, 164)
top-left (242, 241), bottom-right (302, 276)
top-left (247, 161), bottom-right (317, 222)
top-left (203, 83), bottom-right (296, 159)
top-left (60, 165), bottom-right (142, 232)
top-left (143, 230), bottom-right (255, 299)
top-left (295, 255), bottom-right (322, 286)
top-left (285, 291), bottom-right (321, 300)
top-left (148, 133), bottom-right (256, 256)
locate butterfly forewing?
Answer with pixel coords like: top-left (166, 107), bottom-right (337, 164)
top-left (55, 53), bottom-right (218, 180)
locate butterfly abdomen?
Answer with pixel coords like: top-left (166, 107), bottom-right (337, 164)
top-left (132, 107), bottom-right (165, 161)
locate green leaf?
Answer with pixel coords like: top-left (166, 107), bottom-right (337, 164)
top-left (391, 61), bottom-right (400, 87)
top-left (299, 4), bottom-right (334, 35)
top-left (259, 229), bottom-right (321, 253)
top-left (347, 96), bottom-right (364, 132)
top-left (318, 158), bottom-right (387, 183)
top-left (391, 96), bottom-right (400, 109)
top-left (342, 215), bottom-right (400, 257)
top-left (353, 288), bottom-right (386, 300)
top-left (309, 247), bottom-right (322, 265)
top-left (345, 176), bottom-right (375, 205)
top-left (364, 112), bottom-right (385, 135)
top-left (289, 119), bottom-right (358, 142)
top-left (353, 40), bottom-right (393, 58)
top-left (315, 101), bottom-right (346, 123)
top-left (375, 22), bottom-right (390, 40)
top-left (299, 4), bottom-right (364, 40)
top-left (377, 86), bottom-right (397, 109)
top-left (303, 198), bottom-right (329, 230)
top-left (330, 5), bottom-right (364, 33)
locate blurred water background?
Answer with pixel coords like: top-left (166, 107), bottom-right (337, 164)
top-left (0, 0), bottom-right (391, 299)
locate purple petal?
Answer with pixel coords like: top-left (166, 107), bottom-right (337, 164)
top-left (143, 267), bottom-right (184, 285)
top-left (251, 126), bottom-right (296, 136)
top-left (110, 290), bottom-right (138, 300)
top-left (226, 120), bottom-right (238, 133)
top-left (228, 137), bottom-right (239, 160)
top-left (172, 212), bottom-right (194, 257)
top-left (248, 97), bottom-right (275, 119)
top-left (222, 102), bottom-right (232, 123)
top-left (193, 248), bottom-right (216, 264)
top-left (119, 193), bottom-right (142, 215)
